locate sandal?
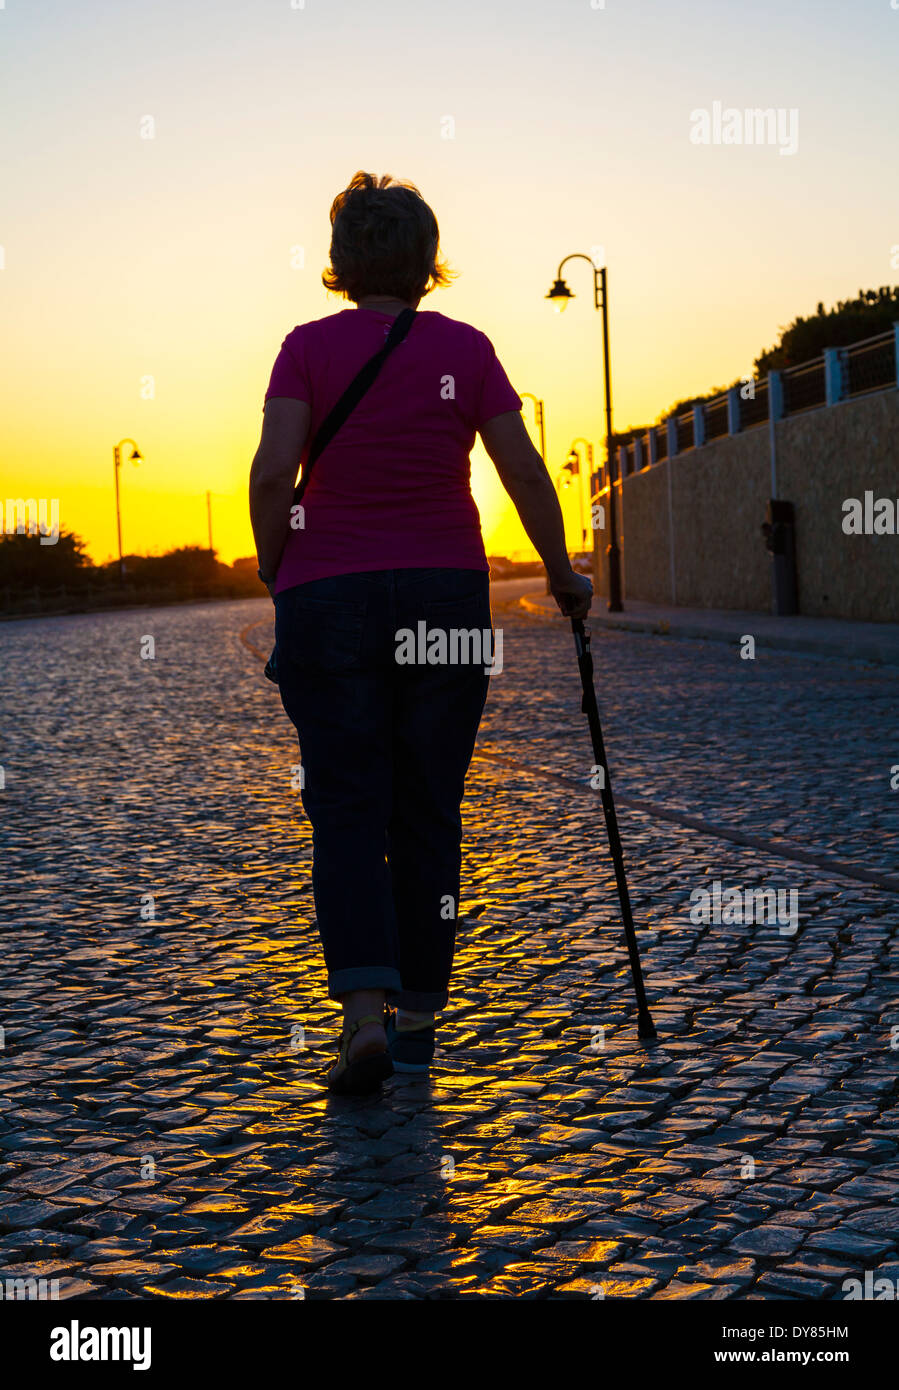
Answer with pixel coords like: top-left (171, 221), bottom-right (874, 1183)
top-left (324, 1013), bottom-right (393, 1095)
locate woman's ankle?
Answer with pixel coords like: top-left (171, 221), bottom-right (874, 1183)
top-left (340, 988), bottom-right (386, 1028)
top-left (396, 1007), bottom-right (435, 1030)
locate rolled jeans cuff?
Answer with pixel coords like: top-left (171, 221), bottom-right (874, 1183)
top-left (328, 966), bottom-right (403, 1000)
top-left (388, 987), bottom-right (449, 1011)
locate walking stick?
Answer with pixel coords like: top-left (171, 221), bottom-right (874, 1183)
top-left (571, 616), bottom-right (657, 1039)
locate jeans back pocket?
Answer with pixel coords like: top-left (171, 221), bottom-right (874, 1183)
top-left (276, 590), bottom-right (368, 673)
top-left (415, 579), bottom-right (494, 673)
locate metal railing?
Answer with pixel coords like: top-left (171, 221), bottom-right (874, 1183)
top-left (623, 325), bottom-right (897, 471)
top-left (845, 331), bottom-right (897, 396)
top-left (740, 378), bottom-right (769, 430)
top-left (705, 396), bottom-right (729, 441)
top-left (782, 359), bottom-right (826, 415)
top-left (676, 412), bottom-right (695, 452)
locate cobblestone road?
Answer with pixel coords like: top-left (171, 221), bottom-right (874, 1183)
top-left (1, 593), bottom-right (897, 1301)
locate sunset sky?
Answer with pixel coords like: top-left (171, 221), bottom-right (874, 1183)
top-left (3, 0), bottom-right (897, 564)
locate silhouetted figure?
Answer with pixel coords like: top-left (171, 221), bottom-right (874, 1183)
top-left (250, 171), bottom-right (590, 1092)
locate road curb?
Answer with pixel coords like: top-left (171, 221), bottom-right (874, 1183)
top-left (518, 593), bottom-right (899, 668)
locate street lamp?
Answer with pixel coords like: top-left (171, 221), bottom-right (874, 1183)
top-left (567, 437), bottom-right (594, 551)
top-left (520, 392), bottom-right (554, 592)
top-left (546, 254), bottom-right (623, 611)
top-left (113, 438), bottom-right (142, 582)
top-left (554, 468), bottom-right (573, 552)
top-left (562, 449), bottom-right (586, 553)
top-left (519, 391), bottom-right (547, 463)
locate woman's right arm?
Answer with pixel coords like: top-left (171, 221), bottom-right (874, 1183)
top-left (479, 410), bottom-right (593, 619)
top-left (249, 397), bottom-right (311, 587)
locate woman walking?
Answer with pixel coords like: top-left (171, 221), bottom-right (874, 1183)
top-left (250, 171), bottom-right (592, 1094)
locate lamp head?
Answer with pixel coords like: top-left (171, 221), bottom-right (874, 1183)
top-left (130, 448), bottom-right (142, 464)
top-left (546, 278), bottom-right (573, 312)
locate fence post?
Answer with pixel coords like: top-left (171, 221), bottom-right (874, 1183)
top-left (767, 370), bottom-right (784, 500)
top-left (893, 322), bottom-right (899, 388)
top-left (617, 443), bottom-right (628, 479)
top-left (823, 347), bottom-right (845, 406)
top-left (693, 402), bottom-right (706, 448)
top-left (666, 457), bottom-right (677, 606)
top-left (727, 387), bottom-right (742, 435)
top-left (633, 435), bottom-right (644, 471)
top-left (666, 415), bottom-right (679, 458)
top-left (648, 427), bottom-right (659, 464)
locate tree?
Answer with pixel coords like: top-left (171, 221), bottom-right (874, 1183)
top-left (112, 545), bottom-right (225, 588)
top-left (754, 286), bottom-right (899, 373)
top-left (632, 285), bottom-right (899, 430)
top-left (0, 528), bottom-right (92, 589)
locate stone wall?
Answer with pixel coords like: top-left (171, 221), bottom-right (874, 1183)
top-left (778, 390), bottom-right (899, 621)
top-left (592, 388), bottom-right (899, 622)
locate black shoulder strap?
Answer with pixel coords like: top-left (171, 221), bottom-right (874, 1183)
top-left (294, 307), bottom-right (416, 504)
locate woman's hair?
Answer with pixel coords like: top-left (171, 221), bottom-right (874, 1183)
top-left (322, 171), bottom-right (455, 303)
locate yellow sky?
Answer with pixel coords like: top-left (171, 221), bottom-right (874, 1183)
top-left (3, 0), bottom-right (896, 564)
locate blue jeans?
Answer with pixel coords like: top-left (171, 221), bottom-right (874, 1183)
top-left (274, 567), bottom-right (492, 1010)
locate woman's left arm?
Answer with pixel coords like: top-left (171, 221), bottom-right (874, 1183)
top-left (249, 397), bottom-right (312, 589)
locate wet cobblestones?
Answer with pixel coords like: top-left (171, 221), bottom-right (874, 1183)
top-left (1, 595), bottom-right (897, 1300)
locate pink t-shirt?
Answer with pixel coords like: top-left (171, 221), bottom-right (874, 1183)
top-left (263, 307), bottom-right (522, 592)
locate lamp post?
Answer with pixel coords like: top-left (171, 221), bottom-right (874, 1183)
top-left (554, 469), bottom-right (571, 533)
top-left (567, 437), bottom-right (594, 551)
top-left (546, 255), bottom-right (623, 611)
top-left (552, 468), bottom-right (576, 581)
top-left (113, 438), bottom-right (142, 582)
top-left (519, 391), bottom-right (547, 463)
top-left (521, 392), bottom-right (553, 592)
top-left (562, 449), bottom-right (586, 553)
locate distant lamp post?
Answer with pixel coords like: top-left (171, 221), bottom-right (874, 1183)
top-left (546, 254), bottom-right (622, 611)
top-left (567, 438), bottom-right (594, 550)
top-left (554, 468), bottom-right (572, 551)
top-left (113, 438), bottom-right (142, 581)
top-left (519, 391), bottom-right (547, 463)
top-left (521, 392), bottom-right (552, 592)
top-left (562, 449), bottom-right (586, 553)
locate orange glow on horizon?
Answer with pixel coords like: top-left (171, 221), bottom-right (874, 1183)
top-left (4, 0), bottom-right (895, 567)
